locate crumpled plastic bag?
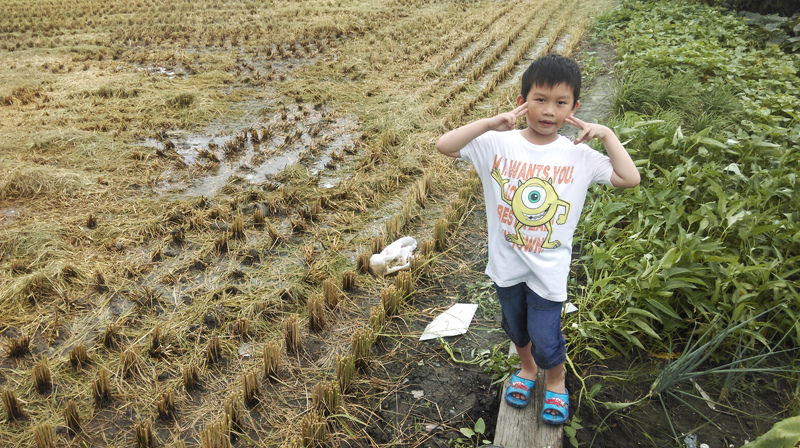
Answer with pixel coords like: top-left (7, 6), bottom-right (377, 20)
top-left (370, 236), bottom-right (417, 276)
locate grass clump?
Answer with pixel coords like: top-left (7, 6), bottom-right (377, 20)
top-left (69, 343), bottom-right (90, 369)
top-left (33, 423), bottom-right (55, 448)
top-left (32, 356), bottom-right (52, 394)
top-left (93, 368), bottom-right (113, 407)
top-left (63, 400), bottom-right (81, 435)
top-left (300, 412), bottom-right (327, 448)
top-left (263, 341), bottom-right (280, 378)
top-left (2, 389), bottom-right (26, 421)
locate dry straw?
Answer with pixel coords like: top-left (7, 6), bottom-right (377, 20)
top-left (121, 348), bottom-right (140, 378)
top-left (182, 365), bottom-right (199, 391)
top-left (33, 423), bottom-right (55, 448)
top-left (267, 220), bottom-right (283, 244)
top-left (225, 395), bottom-right (245, 436)
top-left (395, 271), bottom-right (414, 300)
top-left (263, 341), bottom-right (280, 378)
top-left (242, 369), bottom-right (260, 406)
top-left (253, 207), bottom-right (264, 226)
top-left (341, 271), bottom-right (356, 291)
top-left (207, 336), bottom-right (222, 364)
top-left (231, 211), bottom-right (245, 239)
top-left (311, 380), bottom-right (340, 416)
top-left (215, 231), bottom-right (230, 253)
top-left (336, 354), bottom-right (356, 393)
top-left (300, 412), bottom-right (327, 448)
top-left (371, 236), bottom-right (384, 254)
top-left (135, 420), bottom-right (155, 448)
top-left (148, 323), bottom-right (165, 357)
top-left (307, 294), bottom-right (325, 331)
top-left (381, 285), bottom-right (401, 317)
top-left (279, 436), bottom-right (303, 448)
top-left (69, 343), bottom-right (90, 369)
top-left (283, 315), bottom-right (301, 353)
top-left (2, 389), bottom-right (26, 421)
top-left (434, 218), bottom-right (448, 252)
top-left (200, 420), bottom-right (231, 448)
top-left (369, 305), bottom-right (385, 334)
top-left (32, 356), bottom-right (52, 394)
top-left (352, 327), bottom-right (375, 371)
top-left (356, 251), bottom-right (371, 274)
top-left (5, 335), bottom-right (30, 358)
top-left (63, 400), bottom-right (81, 435)
top-left (322, 278), bottom-right (340, 308)
top-left (233, 318), bottom-right (249, 340)
top-left (157, 388), bottom-right (175, 420)
top-left (103, 322), bottom-right (120, 349)
top-left (93, 368), bottom-right (113, 407)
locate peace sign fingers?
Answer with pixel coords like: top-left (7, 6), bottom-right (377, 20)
top-left (565, 115), bottom-right (585, 129)
top-left (567, 115), bottom-right (609, 144)
top-left (489, 102), bottom-right (528, 132)
top-left (511, 101), bottom-right (528, 118)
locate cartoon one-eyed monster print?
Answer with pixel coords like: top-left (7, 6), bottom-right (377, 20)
top-left (491, 169), bottom-right (570, 249)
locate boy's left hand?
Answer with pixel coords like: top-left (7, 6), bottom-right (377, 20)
top-left (565, 116), bottom-right (611, 145)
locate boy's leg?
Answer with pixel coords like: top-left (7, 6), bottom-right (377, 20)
top-left (495, 283), bottom-right (537, 401)
top-left (544, 362), bottom-right (565, 395)
top-left (523, 285), bottom-right (567, 413)
top-left (515, 341), bottom-right (538, 386)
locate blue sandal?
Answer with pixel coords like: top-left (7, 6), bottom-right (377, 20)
top-left (505, 371), bottom-right (535, 408)
top-left (541, 389), bottom-right (569, 424)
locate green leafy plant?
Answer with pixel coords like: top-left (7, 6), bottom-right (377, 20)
top-left (465, 280), bottom-right (500, 319)
top-left (452, 418), bottom-right (490, 448)
top-left (563, 414), bottom-right (584, 448)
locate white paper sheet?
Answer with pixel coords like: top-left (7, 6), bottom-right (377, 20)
top-left (419, 303), bottom-right (478, 341)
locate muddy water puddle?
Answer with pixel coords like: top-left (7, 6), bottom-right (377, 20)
top-left (138, 107), bottom-right (361, 198)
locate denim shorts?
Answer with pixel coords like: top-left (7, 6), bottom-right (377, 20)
top-left (495, 282), bottom-right (565, 370)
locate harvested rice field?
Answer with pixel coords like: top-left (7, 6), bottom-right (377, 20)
top-left (0, 0), bottom-right (614, 447)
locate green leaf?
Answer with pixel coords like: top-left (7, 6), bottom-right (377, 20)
top-left (585, 346), bottom-right (607, 361)
top-left (627, 307), bottom-right (660, 321)
top-left (474, 418), bottom-right (485, 434)
top-left (645, 298), bottom-right (682, 320)
top-left (632, 317), bottom-right (661, 339)
top-left (602, 400), bottom-right (640, 410)
top-left (460, 428), bottom-right (475, 438)
top-left (658, 248), bottom-right (681, 270)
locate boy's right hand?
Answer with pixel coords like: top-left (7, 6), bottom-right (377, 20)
top-left (487, 102), bottom-right (528, 131)
top-left (436, 102), bottom-right (527, 158)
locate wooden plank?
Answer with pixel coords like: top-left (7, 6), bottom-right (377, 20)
top-left (493, 345), bottom-right (562, 448)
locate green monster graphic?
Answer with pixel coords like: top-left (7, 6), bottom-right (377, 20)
top-left (491, 169), bottom-right (570, 249)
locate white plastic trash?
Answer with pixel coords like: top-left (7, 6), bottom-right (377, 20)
top-left (370, 236), bottom-right (417, 276)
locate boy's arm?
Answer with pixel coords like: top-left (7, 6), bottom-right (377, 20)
top-left (436, 102), bottom-right (528, 158)
top-left (566, 116), bottom-right (641, 188)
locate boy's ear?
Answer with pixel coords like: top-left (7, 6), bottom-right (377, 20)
top-left (572, 100), bottom-right (580, 114)
top-left (516, 94), bottom-right (525, 106)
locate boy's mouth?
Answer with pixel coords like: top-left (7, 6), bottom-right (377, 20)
top-left (539, 120), bottom-right (555, 127)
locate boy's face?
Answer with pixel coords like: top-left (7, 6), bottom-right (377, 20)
top-left (517, 82), bottom-right (579, 145)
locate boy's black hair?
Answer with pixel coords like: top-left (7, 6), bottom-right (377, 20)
top-left (520, 54), bottom-right (581, 105)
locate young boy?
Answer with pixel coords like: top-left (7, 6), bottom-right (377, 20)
top-left (435, 54), bottom-right (640, 424)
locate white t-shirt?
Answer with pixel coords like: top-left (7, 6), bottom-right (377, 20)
top-left (460, 131), bottom-right (614, 302)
